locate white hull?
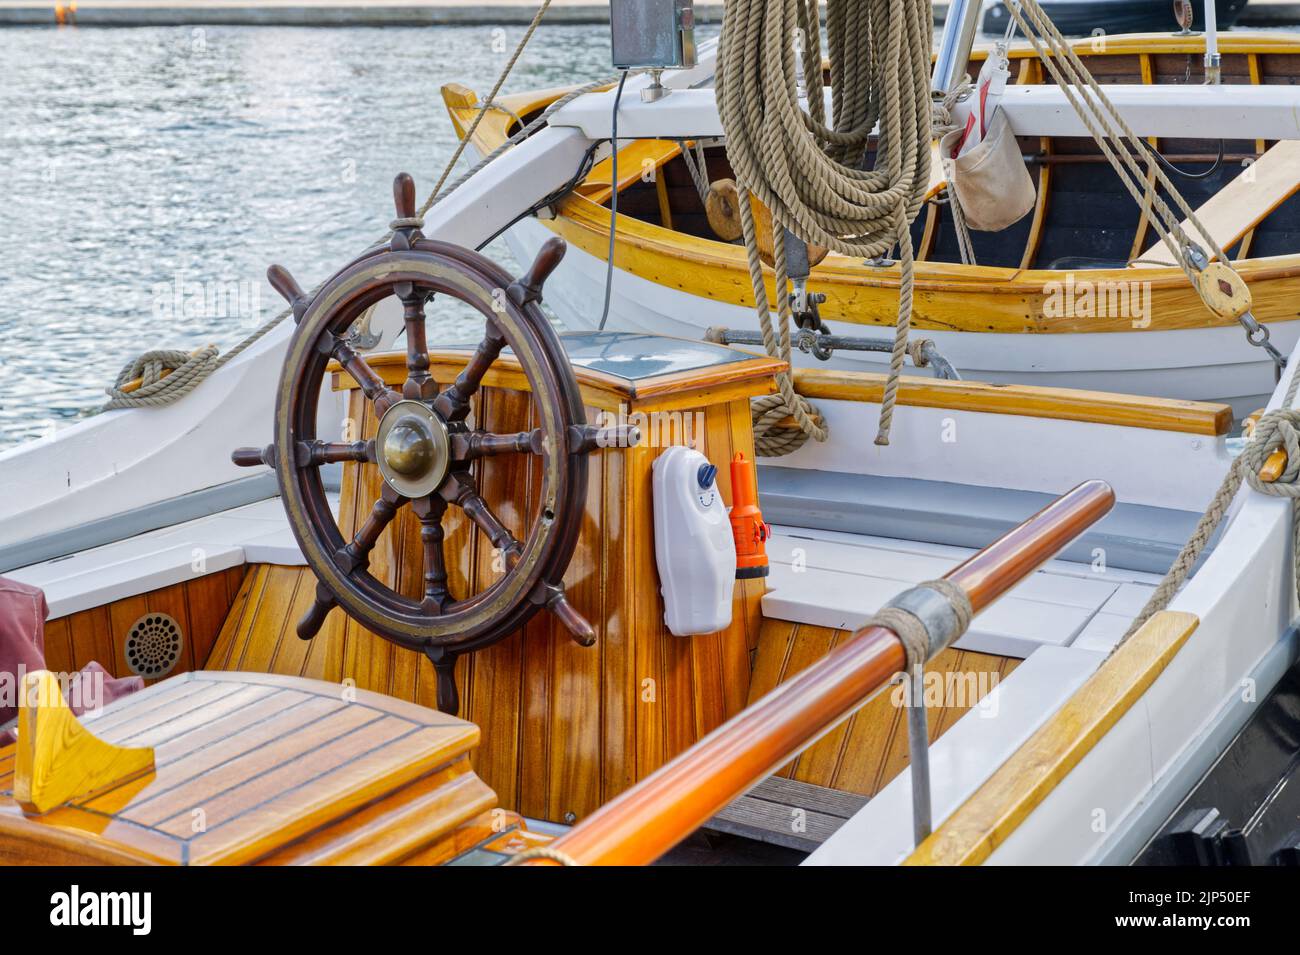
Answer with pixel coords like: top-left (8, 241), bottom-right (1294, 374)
top-left (506, 216), bottom-right (1297, 420)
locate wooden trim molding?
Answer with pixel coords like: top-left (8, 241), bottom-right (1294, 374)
top-left (331, 347), bottom-right (785, 413)
top-left (904, 610), bottom-right (1200, 866)
top-left (791, 368), bottom-right (1234, 436)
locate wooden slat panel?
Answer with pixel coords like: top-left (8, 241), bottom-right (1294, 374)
top-left (81, 678), bottom-right (214, 735)
top-left (1, 671), bottom-right (492, 865)
top-left (747, 618), bottom-right (1019, 799)
top-left (123, 707), bottom-right (393, 829)
top-left (1134, 140), bottom-right (1300, 268)
top-left (127, 689), bottom-right (314, 765)
top-left (186, 567), bottom-right (246, 669)
top-left (52, 568), bottom-right (247, 683)
top-left (208, 565), bottom-right (266, 672)
top-left (255, 762), bottom-right (496, 866)
top-left (212, 368), bottom-right (761, 825)
top-left (181, 720), bottom-right (477, 865)
top-left (41, 617), bottom-right (74, 677)
top-left (89, 682), bottom-right (246, 742)
top-left (108, 683), bottom-right (282, 748)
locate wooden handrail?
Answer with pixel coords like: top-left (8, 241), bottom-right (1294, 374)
top-left (527, 480), bottom-right (1116, 865)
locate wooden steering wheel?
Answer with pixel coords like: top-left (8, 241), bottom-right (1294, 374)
top-left (233, 173), bottom-right (633, 713)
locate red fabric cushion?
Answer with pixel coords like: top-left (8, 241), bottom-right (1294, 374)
top-left (0, 577), bottom-right (144, 745)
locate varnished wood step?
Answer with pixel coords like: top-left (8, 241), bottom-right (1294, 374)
top-left (707, 776), bottom-right (868, 853)
top-left (0, 671), bottom-right (496, 865)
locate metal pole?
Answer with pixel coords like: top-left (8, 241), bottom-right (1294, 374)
top-left (932, 0), bottom-right (985, 93)
top-left (907, 666), bottom-right (933, 845)
top-left (1204, 0), bottom-right (1221, 84)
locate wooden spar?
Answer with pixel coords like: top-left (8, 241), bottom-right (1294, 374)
top-left (528, 480), bottom-right (1116, 866)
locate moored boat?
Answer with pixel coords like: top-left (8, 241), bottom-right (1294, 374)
top-left (2, 0), bottom-right (1300, 871)
top-left (444, 32), bottom-right (1300, 419)
top-left (983, 0), bottom-right (1250, 36)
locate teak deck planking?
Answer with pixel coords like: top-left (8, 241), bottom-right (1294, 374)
top-left (749, 619), bottom-right (1021, 798)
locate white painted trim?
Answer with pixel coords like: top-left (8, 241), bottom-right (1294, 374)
top-left (548, 83), bottom-right (1300, 142)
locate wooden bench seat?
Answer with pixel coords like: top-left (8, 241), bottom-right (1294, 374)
top-left (792, 368), bottom-right (1234, 437)
top-left (1133, 140), bottom-right (1300, 268)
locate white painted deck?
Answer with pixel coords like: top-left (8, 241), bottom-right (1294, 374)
top-left (6, 496), bottom-right (314, 621)
top-left (763, 525), bottom-right (1161, 658)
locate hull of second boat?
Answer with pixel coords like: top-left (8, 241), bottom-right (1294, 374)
top-left (983, 0), bottom-right (1249, 36)
top-left (508, 217), bottom-right (1291, 420)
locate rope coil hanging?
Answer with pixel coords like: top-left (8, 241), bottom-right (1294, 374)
top-left (717, 0), bottom-right (936, 450)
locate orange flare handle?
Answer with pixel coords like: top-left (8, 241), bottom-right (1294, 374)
top-left (729, 452), bottom-right (769, 580)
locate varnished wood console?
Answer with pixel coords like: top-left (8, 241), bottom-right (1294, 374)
top-left (328, 333), bottom-right (783, 823)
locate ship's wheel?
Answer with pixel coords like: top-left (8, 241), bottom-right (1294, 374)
top-left (233, 173), bottom-right (633, 713)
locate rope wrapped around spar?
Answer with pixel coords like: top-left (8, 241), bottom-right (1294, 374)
top-left (862, 577), bottom-right (974, 673)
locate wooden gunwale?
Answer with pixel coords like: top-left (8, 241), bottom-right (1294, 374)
top-left (904, 610), bottom-right (1200, 866)
top-left (790, 368), bottom-right (1234, 435)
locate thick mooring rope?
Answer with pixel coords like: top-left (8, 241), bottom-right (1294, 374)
top-left (718, 0), bottom-right (935, 451)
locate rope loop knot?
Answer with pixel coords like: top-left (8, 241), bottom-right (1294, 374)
top-left (863, 578), bottom-right (974, 673)
top-left (103, 345), bottom-right (221, 410)
top-left (750, 391), bottom-right (826, 458)
top-left (1244, 408), bottom-right (1300, 496)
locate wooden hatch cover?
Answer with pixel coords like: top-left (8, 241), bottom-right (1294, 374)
top-left (0, 671), bottom-right (496, 865)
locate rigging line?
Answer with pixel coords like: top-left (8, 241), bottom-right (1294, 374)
top-left (474, 143), bottom-right (601, 251)
top-left (428, 0), bottom-right (555, 204)
top-left (1140, 137), bottom-right (1226, 181)
top-left (596, 70), bottom-right (630, 333)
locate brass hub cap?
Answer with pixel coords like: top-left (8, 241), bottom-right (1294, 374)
top-left (375, 399), bottom-right (450, 498)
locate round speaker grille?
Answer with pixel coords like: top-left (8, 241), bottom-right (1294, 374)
top-left (124, 613), bottom-right (183, 678)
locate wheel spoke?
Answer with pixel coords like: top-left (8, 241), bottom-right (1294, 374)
top-left (336, 484), bottom-right (405, 575)
top-left (294, 439), bottom-right (373, 467)
top-left (452, 428), bottom-right (544, 461)
top-left (400, 290), bottom-right (437, 401)
top-left (412, 496), bottom-right (451, 612)
top-left (296, 582), bottom-right (337, 641)
top-left (334, 337), bottom-right (399, 414)
top-left (433, 325), bottom-right (505, 423)
top-left (441, 471), bottom-right (523, 567)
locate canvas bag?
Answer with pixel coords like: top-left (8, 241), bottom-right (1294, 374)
top-left (939, 109), bottom-right (1036, 233)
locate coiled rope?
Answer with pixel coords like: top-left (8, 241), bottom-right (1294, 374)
top-left (718, 0), bottom-right (935, 451)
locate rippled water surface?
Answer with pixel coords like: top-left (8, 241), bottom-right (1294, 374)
top-left (0, 24), bottom-right (718, 448)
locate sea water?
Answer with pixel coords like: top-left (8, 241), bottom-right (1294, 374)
top-left (0, 24), bottom-right (716, 448)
